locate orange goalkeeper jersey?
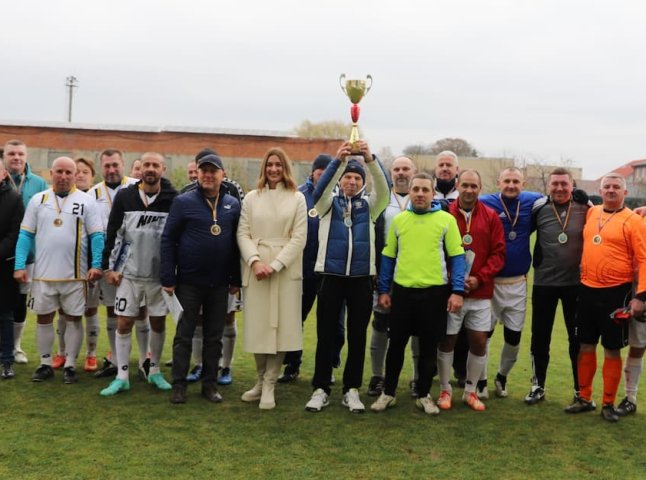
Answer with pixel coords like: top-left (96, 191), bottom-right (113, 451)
top-left (580, 206), bottom-right (646, 294)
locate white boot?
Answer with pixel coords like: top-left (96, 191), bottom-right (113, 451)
top-left (241, 354), bottom-right (266, 402)
top-left (260, 352), bottom-right (285, 410)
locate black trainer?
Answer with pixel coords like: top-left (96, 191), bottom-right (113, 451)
top-left (367, 376), bottom-right (385, 396)
top-left (409, 380), bottom-right (419, 398)
top-left (1, 363), bottom-right (15, 379)
top-left (63, 366), bottom-right (78, 384)
top-left (524, 386), bottom-right (546, 405)
top-left (601, 404), bottom-right (619, 422)
top-left (564, 396), bottom-right (596, 413)
top-left (32, 364), bottom-right (54, 382)
top-left (138, 358), bottom-right (151, 381)
top-left (277, 365), bottom-right (299, 384)
top-left (616, 397), bottom-right (637, 416)
top-left (94, 358), bottom-right (118, 378)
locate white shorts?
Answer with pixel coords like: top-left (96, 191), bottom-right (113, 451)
top-left (19, 264), bottom-right (34, 295)
top-left (99, 278), bottom-right (117, 307)
top-left (29, 280), bottom-right (87, 316)
top-left (491, 277), bottom-right (527, 332)
top-left (629, 318), bottom-right (646, 348)
top-left (114, 278), bottom-right (167, 317)
top-left (447, 298), bottom-right (492, 335)
top-left (227, 290), bottom-right (244, 314)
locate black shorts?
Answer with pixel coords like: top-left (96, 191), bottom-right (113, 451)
top-left (575, 283), bottom-right (630, 350)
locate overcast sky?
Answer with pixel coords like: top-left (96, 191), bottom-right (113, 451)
top-left (2, 0), bottom-right (645, 179)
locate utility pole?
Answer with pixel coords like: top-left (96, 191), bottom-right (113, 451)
top-left (65, 75), bottom-right (78, 122)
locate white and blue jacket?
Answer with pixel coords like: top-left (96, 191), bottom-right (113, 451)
top-left (313, 157), bottom-right (389, 277)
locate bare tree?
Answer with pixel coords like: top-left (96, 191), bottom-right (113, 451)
top-left (429, 138), bottom-right (478, 157)
top-left (403, 138), bottom-right (479, 158)
top-left (294, 120), bottom-right (357, 139)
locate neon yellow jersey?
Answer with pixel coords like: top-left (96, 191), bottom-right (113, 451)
top-left (383, 208), bottom-right (464, 288)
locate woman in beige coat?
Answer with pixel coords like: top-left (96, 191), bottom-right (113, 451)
top-left (237, 147), bottom-right (307, 409)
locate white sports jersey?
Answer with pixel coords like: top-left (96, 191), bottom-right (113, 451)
top-left (383, 190), bottom-right (410, 241)
top-left (21, 187), bottom-right (103, 281)
top-left (89, 176), bottom-right (138, 230)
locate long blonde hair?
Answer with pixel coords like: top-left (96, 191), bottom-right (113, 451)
top-left (256, 147), bottom-right (297, 191)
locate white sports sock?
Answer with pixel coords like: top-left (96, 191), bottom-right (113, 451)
top-left (115, 332), bottom-right (132, 381)
top-left (499, 342), bottom-right (520, 377)
top-left (36, 323), bottom-right (55, 366)
top-left (410, 336), bottom-right (420, 381)
top-left (480, 338), bottom-right (490, 381)
top-left (106, 316), bottom-right (117, 359)
top-left (135, 319), bottom-right (150, 368)
top-left (14, 321), bottom-right (26, 351)
top-left (369, 327), bottom-right (388, 377)
top-left (221, 321), bottom-right (237, 369)
top-left (149, 329), bottom-right (165, 376)
top-left (85, 314), bottom-right (100, 357)
top-left (56, 313), bottom-right (67, 355)
top-left (465, 352), bottom-right (487, 394)
top-left (624, 356), bottom-right (643, 404)
top-left (63, 320), bottom-right (83, 368)
top-left (437, 350), bottom-right (454, 391)
top-left (192, 325), bottom-right (204, 366)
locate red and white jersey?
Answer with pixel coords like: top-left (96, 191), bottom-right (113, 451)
top-left (89, 177), bottom-right (138, 230)
top-left (21, 187), bottom-right (103, 281)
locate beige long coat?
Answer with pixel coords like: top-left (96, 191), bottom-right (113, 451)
top-left (237, 183), bottom-right (307, 354)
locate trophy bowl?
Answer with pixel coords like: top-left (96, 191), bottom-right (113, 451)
top-left (339, 74), bottom-right (373, 152)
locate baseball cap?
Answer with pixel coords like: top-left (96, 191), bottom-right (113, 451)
top-left (197, 154), bottom-right (224, 170)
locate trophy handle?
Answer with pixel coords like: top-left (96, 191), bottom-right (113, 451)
top-left (365, 75), bottom-right (373, 95)
top-left (339, 73), bottom-right (347, 95)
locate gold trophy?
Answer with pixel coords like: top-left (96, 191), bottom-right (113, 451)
top-left (339, 74), bottom-right (372, 153)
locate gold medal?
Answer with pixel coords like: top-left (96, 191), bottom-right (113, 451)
top-left (308, 208), bottom-right (318, 218)
top-left (462, 233), bottom-right (473, 246)
top-left (52, 188), bottom-right (75, 228)
top-left (592, 234), bottom-right (602, 245)
top-left (205, 193), bottom-right (222, 236)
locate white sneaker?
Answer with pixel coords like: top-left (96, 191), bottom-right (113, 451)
top-left (416, 394), bottom-right (440, 415)
top-left (494, 374), bottom-right (508, 398)
top-left (342, 388), bottom-right (365, 413)
top-left (477, 386), bottom-right (489, 400)
top-left (305, 388), bottom-right (329, 412)
top-left (370, 393), bottom-right (396, 412)
top-left (14, 349), bottom-right (28, 364)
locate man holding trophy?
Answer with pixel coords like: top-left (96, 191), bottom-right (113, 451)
top-left (305, 73), bottom-right (390, 413)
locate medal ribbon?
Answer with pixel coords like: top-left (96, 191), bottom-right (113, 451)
top-left (550, 200), bottom-right (572, 236)
top-left (459, 208), bottom-right (473, 236)
top-left (53, 186), bottom-right (76, 219)
top-left (8, 173), bottom-right (25, 193)
top-left (138, 184), bottom-right (160, 208)
top-left (104, 177), bottom-right (128, 209)
top-left (597, 208), bottom-right (621, 236)
top-left (205, 192), bottom-right (221, 224)
top-left (498, 193), bottom-right (520, 233)
top-left (392, 189), bottom-right (409, 212)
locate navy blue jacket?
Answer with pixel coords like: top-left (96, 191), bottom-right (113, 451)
top-left (299, 178), bottom-right (319, 280)
top-left (161, 184), bottom-right (241, 288)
